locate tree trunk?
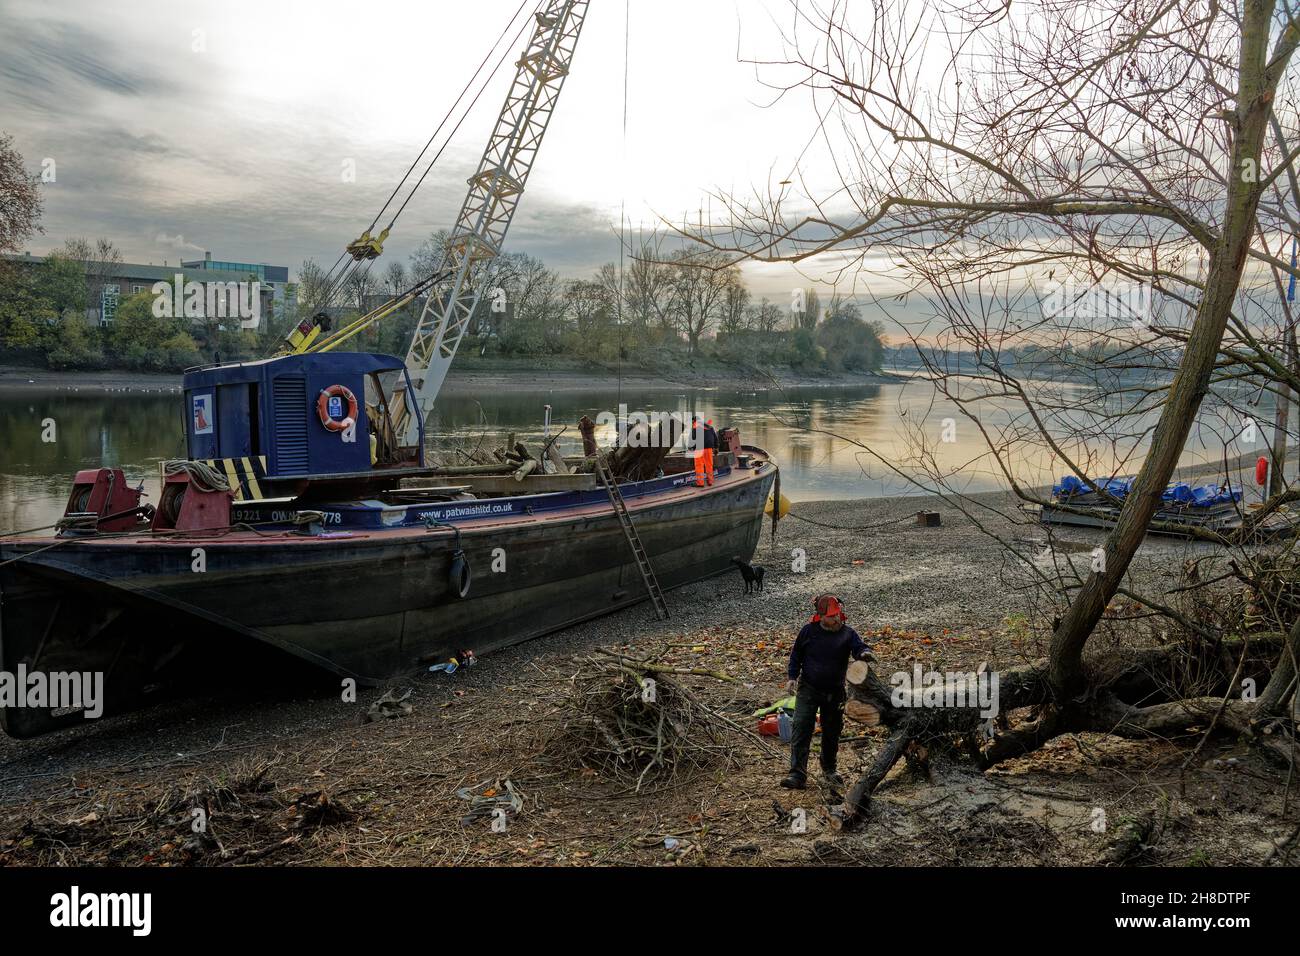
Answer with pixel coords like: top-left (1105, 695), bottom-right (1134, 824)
top-left (1048, 1), bottom-right (1296, 699)
top-left (1258, 614), bottom-right (1300, 717)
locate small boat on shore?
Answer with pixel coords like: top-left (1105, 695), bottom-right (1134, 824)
top-left (0, 352), bottom-right (778, 738)
top-left (1033, 474), bottom-right (1296, 538)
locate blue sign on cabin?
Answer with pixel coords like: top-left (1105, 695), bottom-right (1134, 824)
top-left (181, 352), bottom-right (424, 478)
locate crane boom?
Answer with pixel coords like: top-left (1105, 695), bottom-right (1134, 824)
top-left (397, 0), bottom-right (590, 440)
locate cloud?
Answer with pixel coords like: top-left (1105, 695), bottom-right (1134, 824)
top-left (0, 15), bottom-right (176, 112)
top-left (153, 232), bottom-right (206, 254)
top-left (0, 0), bottom-right (846, 305)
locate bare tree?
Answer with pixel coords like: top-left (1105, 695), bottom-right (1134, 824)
top-left (719, 274), bottom-right (752, 335)
top-left (342, 268), bottom-right (378, 314)
top-left (63, 237), bottom-right (122, 323)
top-left (295, 258), bottom-right (330, 317)
top-left (566, 278), bottom-right (612, 336)
top-left (671, 246), bottom-right (738, 354)
top-left (383, 260), bottom-right (408, 298)
top-left (625, 237), bottom-right (679, 344)
top-left (794, 287), bottom-right (821, 331)
top-left (748, 296), bottom-right (784, 334)
top-left (679, 0), bottom-right (1300, 808)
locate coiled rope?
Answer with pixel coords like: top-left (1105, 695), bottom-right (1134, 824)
top-left (163, 459), bottom-right (230, 493)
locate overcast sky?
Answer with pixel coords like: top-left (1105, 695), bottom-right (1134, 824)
top-left (0, 0), bottom-right (892, 309)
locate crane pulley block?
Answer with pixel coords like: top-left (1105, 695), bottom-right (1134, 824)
top-left (347, 226), bottom-right (391, 262)
top-left (279, 312), bottom-right (333, 356)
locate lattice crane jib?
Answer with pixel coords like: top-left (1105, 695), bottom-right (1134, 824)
top-left (397, 0), bottom-right (590, 442)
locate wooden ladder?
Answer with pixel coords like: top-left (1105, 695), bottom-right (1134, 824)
top-left (595, 454), bottom-right (669, 620)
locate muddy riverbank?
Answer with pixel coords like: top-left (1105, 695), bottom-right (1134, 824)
top-left (3, 489), bottom-right (1293, 867)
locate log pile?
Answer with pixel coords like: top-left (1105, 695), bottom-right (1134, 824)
top-left (607, 417), bottom-right (687, 482)
top-left (430, 414), bottom-right (691, 483)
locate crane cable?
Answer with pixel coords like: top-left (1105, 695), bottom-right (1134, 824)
top-left (616, 0), bottom-right (630, 440)
top-left (314, 0), bottom-right (543, 314)
top-left (316, 0), bottom-right (539, 312)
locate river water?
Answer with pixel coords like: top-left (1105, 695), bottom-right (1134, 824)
top-left (0, 376), bottom-right (1280, 533)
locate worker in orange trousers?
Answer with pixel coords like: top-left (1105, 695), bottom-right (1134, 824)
top-left (691, 415), bottom-right (714, 488)
top-left (703, 419), bottom-right (718, 486)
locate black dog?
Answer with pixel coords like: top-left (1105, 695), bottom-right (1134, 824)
top-left (732, 557), bottom-right (765, 593)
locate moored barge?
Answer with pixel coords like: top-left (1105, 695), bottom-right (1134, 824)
top-left (0, 352), bottom-right (777, 737)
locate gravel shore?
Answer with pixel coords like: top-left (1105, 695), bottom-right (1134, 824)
top-left (2, 488), bottom-right (1289, 867)
top-left (0, 487), bottom-right (1219, 798)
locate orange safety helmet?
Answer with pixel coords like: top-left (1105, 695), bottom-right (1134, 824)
top-left (811, 594), bottom-right (846, 622)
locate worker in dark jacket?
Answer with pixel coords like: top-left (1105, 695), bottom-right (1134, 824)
top-left (781, 595), bottom-right (875, 789)
top-left (703, 419), bottom-right (719, 486)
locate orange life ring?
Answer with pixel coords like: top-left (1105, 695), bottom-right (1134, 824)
top-left (317, 385), bottom-right (358, 433)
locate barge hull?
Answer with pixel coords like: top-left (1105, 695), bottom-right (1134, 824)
top-left (0, 464), bottom-right (775, 737)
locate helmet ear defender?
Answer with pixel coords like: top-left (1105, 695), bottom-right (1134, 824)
top-left (811, 594), bottom-right (847, 621)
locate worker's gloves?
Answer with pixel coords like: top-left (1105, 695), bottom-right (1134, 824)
top-left (857, 649), bottom-right (878, 666)
top-left (784, 679), bottom-right (798, 695)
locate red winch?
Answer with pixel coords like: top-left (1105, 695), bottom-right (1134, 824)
top-left (150, 466), bottom-right (234, 532)
top-left (63, 468), bottom-right (146, 532)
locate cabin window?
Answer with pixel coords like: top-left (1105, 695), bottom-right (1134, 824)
top-left (365, 370), bottom-right (403, 466)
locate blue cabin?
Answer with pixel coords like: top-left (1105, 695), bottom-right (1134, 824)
top-left (182, 353), bottom-right (425, 479)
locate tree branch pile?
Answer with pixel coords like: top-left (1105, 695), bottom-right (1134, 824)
top-left (544, 647), bottom-right (755, 792)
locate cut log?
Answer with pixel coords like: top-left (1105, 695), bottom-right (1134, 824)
top-left (846, 660), bottom-right (871, 686)
top-left (546, 441), bottom-right (572, 475)
top-left (512, 459), bottom-right (539, 482)
top-left (845, 699), bottom-right (880, 726)
top-left (578, 416), bottom-right (599, 457)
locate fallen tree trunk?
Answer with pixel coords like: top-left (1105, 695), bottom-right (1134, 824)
top-left (836, 632), bottom-right (1297, 829)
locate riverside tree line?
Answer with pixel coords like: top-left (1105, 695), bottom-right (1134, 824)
top-left (0, 133), bottom-right (884, 377)
top-left (296, 232), bottom-right (886, 375)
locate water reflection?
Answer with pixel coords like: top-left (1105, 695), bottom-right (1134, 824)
top-left (0, 378), bottom-right (1273, 532)
top-left (0, 393), bottom-right (184, 532)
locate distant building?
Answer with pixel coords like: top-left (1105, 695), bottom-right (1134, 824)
top-left (1, 251), bottom-right (296, 329)
top-left (182, 252), bottom-right (296, 324)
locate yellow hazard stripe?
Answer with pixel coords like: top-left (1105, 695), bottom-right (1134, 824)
top-left (241, 457), bottom-right (264, 501)
top-left (221, 459), bottom-right (241, 499)
top-left (199, 457), bottom-right (268, 502)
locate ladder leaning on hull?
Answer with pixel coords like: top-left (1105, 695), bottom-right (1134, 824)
top-left (594, 454), bottom-right (669, 621)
